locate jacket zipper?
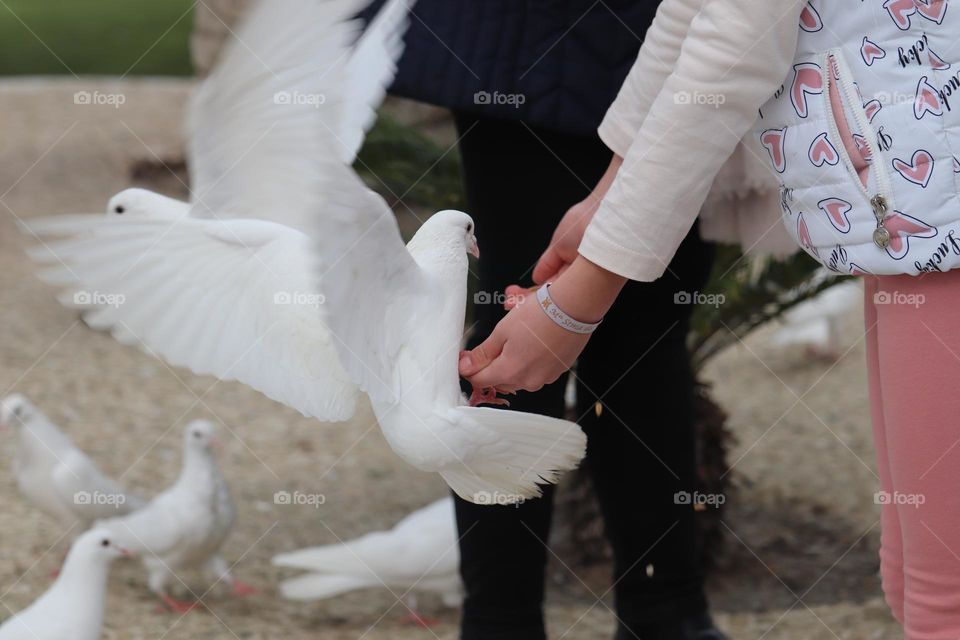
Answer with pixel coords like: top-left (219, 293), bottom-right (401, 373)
top-left (823, 49), bottom-right (895, 250)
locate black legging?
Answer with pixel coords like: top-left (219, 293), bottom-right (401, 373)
top-left (453, 112), bottom-right (717, 640)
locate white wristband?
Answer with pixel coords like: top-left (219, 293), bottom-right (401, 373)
top-left (535, 284), bottom-right (602, 335)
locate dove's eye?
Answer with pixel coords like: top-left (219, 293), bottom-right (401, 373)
top-left (101, 539), bottom-right (110, 547)
top-left (193, 431), bottom-right (203, 439)
top-left (466, 223), bottom-right (473, 233)
top-left (114, 206), bottom-right (125, 214)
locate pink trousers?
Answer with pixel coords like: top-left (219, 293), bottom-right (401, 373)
top-left (865, 272), bottom-right (960, 638)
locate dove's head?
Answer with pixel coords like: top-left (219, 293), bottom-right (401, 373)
top-left (0, 394), bottom-right (34, 429)
top-left (184, 419), bottom-right (220, 453)
top-left (106, 188), bottom-right (188, 219)
top-left (72, 528), bottom-right (134, 564)
top-left (418, 210), bottom-right (479, 259)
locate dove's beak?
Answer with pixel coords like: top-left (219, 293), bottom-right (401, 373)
top-left (468, 236), bottom-right (480, 259)
top-left (115, 544), bottom-right (134, 558)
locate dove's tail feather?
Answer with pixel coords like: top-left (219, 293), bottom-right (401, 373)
top-left (278, 573), bottom-right (379, 601)
top-left (441, 407), bottom-right (587, 504)
top-left (272, 535), bottom-right (384, 574)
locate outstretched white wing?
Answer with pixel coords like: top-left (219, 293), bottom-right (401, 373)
top-left (314, 164), bottom-right (427, 405)
top-left (337, 0), bottom-right (411, 163)
top-left (187, 0), bottom-right (411, 233)
top-left (25, 215), bottom-right (359, 422)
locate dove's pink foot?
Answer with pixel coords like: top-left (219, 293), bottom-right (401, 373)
top-left (399, 611), bottom-right (441, 628)
top-left (231, 580), bottom-right (256, 597)
top-left (468, 387), bottom-right (510, 407)
top-left (159, 595), bottom-right (202, 614)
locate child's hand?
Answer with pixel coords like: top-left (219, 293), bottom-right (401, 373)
top-left (460, 257), bottom-right (626, 394)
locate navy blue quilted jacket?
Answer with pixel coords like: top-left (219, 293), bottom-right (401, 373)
top-left (363, 0), bottom-right (662, 136)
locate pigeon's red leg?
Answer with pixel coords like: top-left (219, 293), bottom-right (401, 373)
top-left (230, 580), bottom-right (256, 597)
top-left (468, 387), bottom-right (510, 407)
top-left (159, 594), bottom-right (202, 614)
top-left (399, 610), bottom-right (442, 628)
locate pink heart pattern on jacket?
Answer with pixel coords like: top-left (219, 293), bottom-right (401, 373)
top-left (928, 45), bottom-right (951, 69)
top-left (916, 0), bottom-right (948, 24)
top-left (914, 76), bottom-right (944, 119)
top-left (884, 0), bottom-right (948, 29)
top-left (809, 132), bottom-right (840, 167)
top-left (791, 63), bottom-right (823, 118)
top-left (892, 150), bottom-right (935, 187)
top-left (800, 2), bottom-right (823, 32)
top-left (882, 212), bottom-right (938, 259)
top-left (884, 0), bottom-right (919, 29)
top-left (754, 0), bottom-right (959, 275)
top-left (818, 198), bottom-right (853, 233)
top-left (761, 128), bottom-right (788, 173)
top-left (861, 37), bottom-right (886, 65)
top-left (797, 213), bottom-right (820, 259)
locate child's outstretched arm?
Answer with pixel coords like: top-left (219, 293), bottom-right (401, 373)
top-left (581, 0), bottom-right (804, 282)
top-left (461, 0), bottom-right (806, 395)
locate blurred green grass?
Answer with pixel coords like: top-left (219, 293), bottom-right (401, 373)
top-left (0, 0), bottom-right (195, 76)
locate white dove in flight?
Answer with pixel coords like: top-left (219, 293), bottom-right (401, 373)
top-left (23, 0), bottom-right (586, 503)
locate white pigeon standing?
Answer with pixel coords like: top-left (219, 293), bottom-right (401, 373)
top-left (0, 528), bottom-right (130, 640)
top-left (769, 276), bottom-right (862, 360)
top-left (22, 0), bottom-right (586, 503)
top-left (273, 497), bottom-right (460, 623)
top-left (96, 420), bottom-right (250, 613)
top-left (0, 394), bottom-right (143, 537)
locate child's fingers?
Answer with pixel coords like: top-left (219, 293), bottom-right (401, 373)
top-left (532, 247), bottom-right (565, 285)
top-left (503, 284), bottom-right (535, 310)
top-left (458, 333), bottom-right (506, 378)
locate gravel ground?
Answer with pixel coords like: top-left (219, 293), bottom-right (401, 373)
top-left (0, 78), bottom-right (901, 639)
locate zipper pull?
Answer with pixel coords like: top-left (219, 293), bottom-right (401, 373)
top-left (871, 194), bottom-right (891, 249)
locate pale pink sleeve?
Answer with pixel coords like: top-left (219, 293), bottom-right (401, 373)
top-left (582, 0), bottom-right (804, 282)
top-left (597, 0), bottom-right (701, 157)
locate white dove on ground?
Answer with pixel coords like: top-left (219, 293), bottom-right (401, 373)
top-left (22, 0), bottom-right (586, 504)
top-left (97, 420), bottom-right (250, 613)
top-left (274, 497), bottom-right (460, 624)
top-left (0, 528), bottom-right (131, 640)
top-left (0, 394), bottom-right (143, 536)
top-left (769, 274), bottom-right (862, 361)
